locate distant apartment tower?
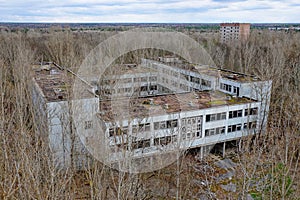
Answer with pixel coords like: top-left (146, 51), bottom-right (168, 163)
top-left (220, 23), bottom-right (250, 43)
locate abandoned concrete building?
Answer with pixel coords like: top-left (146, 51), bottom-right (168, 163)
top-left (31, 57), bottom-right (272, 169)
top-left (220, 23), bottom-right (251, 43)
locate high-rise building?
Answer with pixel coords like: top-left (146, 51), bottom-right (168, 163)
top-left (220, 23), bottom-right (251, 43)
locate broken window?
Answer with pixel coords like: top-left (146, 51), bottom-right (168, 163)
top-left (229, 110), bottom-right (243, 119)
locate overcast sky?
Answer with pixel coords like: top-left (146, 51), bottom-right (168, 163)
top-left (0, 0), bottom-right (299, 23)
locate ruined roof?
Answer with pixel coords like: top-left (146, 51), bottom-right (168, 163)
top-left (102, 64), bottom-right (157, 78)
top-left (32, 62), bottom-right (95, 102)
top-left (151, 58), bottom-right (259, 82)
top-left (33, 63), bottom-right (73, 102)
top-left (98, 91), bottom-right (255, 122)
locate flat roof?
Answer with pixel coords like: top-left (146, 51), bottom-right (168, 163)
top-left (33, 59), bottom-right (259, 103)
top-left (220, 23), bottom-right (251, 26)
top-left (149, 58), bottom-right (259, 82)
top-left (33, 63), bottom-right (73, 102)
top-left (33, 62), bottom-right (95, 102)
top-left (98, 91), bottom-right (256, 122)
top-left (102, 64), bottom-right (157, 77)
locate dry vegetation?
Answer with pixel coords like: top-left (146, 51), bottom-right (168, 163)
top-left (0, 27), bottom-right (299, 199)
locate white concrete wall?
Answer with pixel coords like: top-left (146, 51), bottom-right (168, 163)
top-left (141, 59), bottom-right (217, 92)
top-left (142, 59), bottom-right (273, 133)
top-left (47, 97), bottom-right (99, 169)
top-left (105, 101), bottom-right (261, 162)
top-left (100, 71), bottom-right (159, 98)
top-left (47, 101), bottom-right (72, 168)
top-left (31, 80), bottom-right (48, 135)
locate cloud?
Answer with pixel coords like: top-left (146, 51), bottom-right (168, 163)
top-left (0, 0), bottom-right (299, 22)
top-left (212, 0), bottom-right (247, 2)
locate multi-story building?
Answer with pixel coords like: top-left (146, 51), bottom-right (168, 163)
top-left (220, 23), bottom-right (251, 43)
top-left (32, 57), bottom-right (272, 170)
top-left (31, 62), bottom-right (99, 169)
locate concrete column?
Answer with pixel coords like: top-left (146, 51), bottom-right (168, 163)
top-left (222, 142), bottom-right (226, 158)
top-left (149, 117), bottom-right (155, 144)
top-left (238, 139), bottom-right (242, 152)
top-left (199, 146), bottom-right (204, 160)
top-left (201, 115), bottom-right (206, 139)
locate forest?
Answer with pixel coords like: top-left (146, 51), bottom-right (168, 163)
top-left (0, 26), bottom-right (299, 199)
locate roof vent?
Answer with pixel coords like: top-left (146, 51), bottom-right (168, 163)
top-left (50, 69), bottom-right (59, 75)
top-left (124, 64), bottom-right (137, 68)
top-left (92, 86), bottom-right (99, 95)
top-left (149, 98), bottom-right (154, 105)
top-left (54, 88), bottom-right (62, 94)
top-left (159, 56), bottom-right (180, 63)
top-left (41, 64), bottom-right (51, 71)
top-left (226, 96), bottom-right (232, 100)
top-left (164, 104), bottom-right (169, 109)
